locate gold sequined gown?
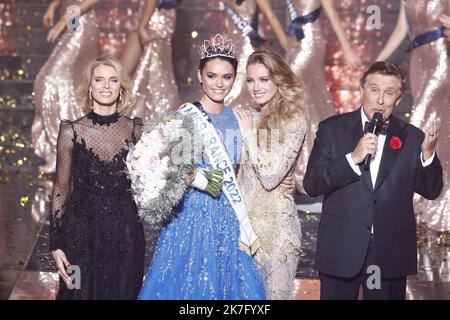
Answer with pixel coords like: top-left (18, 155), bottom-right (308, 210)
top-left (128, 5), bottom-right (180, 123)
top-left (239, 113), bottom-right (306, 299)
top-left (32, 0), bottom-right (98, 173)
top-left (285, 0), bottom-right (334, 193)
top-left (406, 0), bottom-right (450, 231)
top-left (223, 0), bottom-right (257, 110)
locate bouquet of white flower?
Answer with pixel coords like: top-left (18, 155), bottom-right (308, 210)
top-left (126, 113), bottom-right (223, 227)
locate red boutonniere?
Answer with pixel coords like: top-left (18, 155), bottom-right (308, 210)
top-left (390, 136), bottom-right (402, 150)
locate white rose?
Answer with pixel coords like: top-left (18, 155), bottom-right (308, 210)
top-left (133, 141), bottom-right (146, 157)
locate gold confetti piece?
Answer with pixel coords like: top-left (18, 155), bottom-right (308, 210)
top-left (19, 195), bottom-right (29, 207)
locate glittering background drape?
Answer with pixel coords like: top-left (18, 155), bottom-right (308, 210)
top-left (1, 0), bottom-right (407, 114)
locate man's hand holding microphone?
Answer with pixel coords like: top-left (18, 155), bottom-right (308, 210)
top-left (351, 112), bottom-right (383, 170)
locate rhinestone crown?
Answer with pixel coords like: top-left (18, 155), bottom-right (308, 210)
top-left (198, 34), bottom-right (237, 60)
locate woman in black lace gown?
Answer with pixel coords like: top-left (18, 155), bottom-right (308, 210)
top-left (49, 55), bottom-right (145, 300)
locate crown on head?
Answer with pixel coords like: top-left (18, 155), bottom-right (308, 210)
top-left (198, 34), bottom-right (237, 60)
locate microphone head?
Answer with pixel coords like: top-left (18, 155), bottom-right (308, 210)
top-left (372, 112), bottom-right (383, 124)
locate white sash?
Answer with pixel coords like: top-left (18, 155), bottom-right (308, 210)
top-left (179, 103), bottom-right (260, 256)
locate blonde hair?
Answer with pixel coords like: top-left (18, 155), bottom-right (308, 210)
top-left (80, 55), bottom-right (135, 115)
top-left (246, 48), bottom-right (306, 143)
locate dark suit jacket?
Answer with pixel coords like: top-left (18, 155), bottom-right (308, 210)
top-left (303, 108), bottom-right (443, 278)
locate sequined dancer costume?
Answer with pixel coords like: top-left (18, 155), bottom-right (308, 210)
top-left (138, 105), bottom-right (265, 300)
top-left (223, 0), bottom-right (258, 110)
top-left (49, 113), bottom-right (145, 300)
top-left (32, 0), bottom-right (98, 173)
top-left (128, 2), bottom-right (180, 123)
top-left (405, 0), bottom-right (450, 231)
top-left (239, 112), bottom-right (306, 299)
top-left (285, 0), bottom-right (334, 193)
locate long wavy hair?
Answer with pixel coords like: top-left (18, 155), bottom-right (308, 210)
top-left (80, 55), bottom-right (135, 115)
top-left (246, 48), bottom-right (306, 143)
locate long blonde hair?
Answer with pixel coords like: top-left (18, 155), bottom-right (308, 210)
top-left (246, 48), bottom-right (306, 143)
top-left (80, 55), bottom-right (135, 115)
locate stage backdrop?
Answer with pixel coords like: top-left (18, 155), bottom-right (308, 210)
top-left (0, 0), bottom-right (412, 117)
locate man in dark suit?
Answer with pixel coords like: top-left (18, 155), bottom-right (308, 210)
top-left (303, 61), bottom-right (443, 300)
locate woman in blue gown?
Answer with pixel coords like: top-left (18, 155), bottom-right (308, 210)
top-left (138, 35), bottom-right (265, 300)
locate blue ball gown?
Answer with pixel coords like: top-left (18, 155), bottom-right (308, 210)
top-left (138, 106), bottom-right (265, 299)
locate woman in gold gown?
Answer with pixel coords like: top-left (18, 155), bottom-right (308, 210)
top-left (285, 0), bottom-right (361, 193)
top-left (120, 0), bottom-right (180, 123)
top-left (237, 49), bottom-right (307, 299)
top-left (32, 0), bottom-right (99, 173)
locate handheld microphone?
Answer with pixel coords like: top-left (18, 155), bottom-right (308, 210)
top-left (363, 112), bottom-right (383, 170)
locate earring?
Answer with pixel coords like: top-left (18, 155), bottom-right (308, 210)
top-left (116, 90), bottom-right (123, 112)
top-left (88, 88), bottom-right (93, 109)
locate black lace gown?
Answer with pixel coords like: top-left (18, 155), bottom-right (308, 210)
top-left (49, 112), bottom-right (145, 300)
